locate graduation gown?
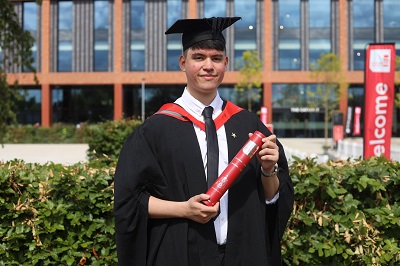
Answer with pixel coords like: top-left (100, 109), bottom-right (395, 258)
top-left (114, 102), bottom-right (294, 266)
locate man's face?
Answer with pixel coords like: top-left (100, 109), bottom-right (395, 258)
top-left (179, 48), bottom-right (228, 100)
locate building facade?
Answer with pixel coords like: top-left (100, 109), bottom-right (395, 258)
top-left (4, 0), bottom-right (400, 138)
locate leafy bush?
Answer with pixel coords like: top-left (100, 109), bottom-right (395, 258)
top-left (0, 156), bottom-right (399, 265)
top-left (84, 119), bottom-right (141, 162)
top-left (0, 159), bottom-right (116, 265)
top-left (3, 118), bottom-right (141, 163)
top-left (283, 156), bottom-right (400, 265)
top-left (3, 123), bottom-right (86, 144)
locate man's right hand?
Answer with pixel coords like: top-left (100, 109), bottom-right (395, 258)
top-left (148, 194), bottom-right (219, 224)
top-left (186, 194), bottom-right (220, 223)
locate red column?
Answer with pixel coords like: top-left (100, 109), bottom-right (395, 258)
top-left (188, 0), bottom-right (197, 18)
top-left (263, 82), bottom-right (273, 123)
top-left (40, 0), bottom-right (51, 127)
top-left (113, 0), bottom-right (123, 121)
top-left (114, 0), bottom-right (123, 74)
top-left (263, 0), bottom-right (273, 122)
top-left (338, 0), bottom-right (349, 117)
top-left (114, 83), bottom-right (123, 121)
top-left (41, 84), bottom-right (51, 127)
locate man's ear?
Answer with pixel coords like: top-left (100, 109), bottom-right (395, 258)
top-left (179, 55), bottom-right (186, 71)
top-left (225, 56), bottom-right (229, 69)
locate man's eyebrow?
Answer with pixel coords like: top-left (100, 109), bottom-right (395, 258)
top-left (191, 52), bottom-right (224, 57)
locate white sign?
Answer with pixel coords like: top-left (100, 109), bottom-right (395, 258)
top-left (369, 49), bottom-right (391, 73)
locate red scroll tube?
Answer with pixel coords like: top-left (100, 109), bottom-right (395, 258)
top-left (203, 131), bottom-right (266, 206)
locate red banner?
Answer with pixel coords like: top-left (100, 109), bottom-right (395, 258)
top-left (353, 106), bottom-right (361, 136)
top-left (260, 106), bottom-right (273, 133)
top-left (260, 106), bottom-right (268, 125)
top-left (333, 125), bottom-right (344, 142)
top-left (363, 43), bottom-right (395, 159)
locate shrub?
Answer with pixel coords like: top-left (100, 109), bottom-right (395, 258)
top-left (0, 159), bottom-right (116, 265)
top-left (84, 119), bottom-right (141, 161)
top-left (3, 123), bottom-right (86, 144)
top-left (283, 156), bottom-right (400, 265)
top-left (0, 156), bottom-right (399, 265)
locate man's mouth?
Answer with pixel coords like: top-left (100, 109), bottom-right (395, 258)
top-left (200, 74), bottom-right (216, 80)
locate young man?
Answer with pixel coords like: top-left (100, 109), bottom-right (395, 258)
top-left (114, 17), bottom-right (294, 266)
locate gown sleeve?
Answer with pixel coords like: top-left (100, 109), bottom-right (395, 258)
top-left (113, 124), bottom-right (165, 266)
top-left (258, 119), bottom-right (294, 265)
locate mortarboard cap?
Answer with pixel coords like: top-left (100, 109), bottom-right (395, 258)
top-left (165, 17), bottom-right (241, 51)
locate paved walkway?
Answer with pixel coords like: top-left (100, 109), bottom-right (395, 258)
top-left (282, 137), bottom-right (400, 162)
top-left (1, 138), bottom-right (399, 165)
top-left (0, 144), bottom-right (89, 165)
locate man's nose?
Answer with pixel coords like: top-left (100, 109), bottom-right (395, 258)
top-left (203, 58), bottom-right (214, 70)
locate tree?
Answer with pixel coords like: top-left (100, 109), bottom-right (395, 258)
top-left (234, 50), bottom-right (263, 111)
top-left (308, 53), bottom-right (347, 148)
top-left (0, 0), bottom-right (37, 144)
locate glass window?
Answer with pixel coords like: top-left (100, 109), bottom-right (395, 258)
top-left (23, 2), bottom-right (38, 71)
top-left (346, 86), bottom-right (364, 136)
top-left (123, 85), bottom-right (263, 119)
top-left (272, 84), bottom-right (325, 138)
top-left (52, 85), bottom-right (114, 124)
top-left (309, 0), bottom-right (331, 69)
top-left (16, 87), bottom-right (41, 125)
top-left (130, 0), bottom-right (145, 71)
top-left (94, 0), bottom-right (110, 71)
top-left (218, 85), bottom-right (262, 113)
top-left (347, 85), bottom-right (400, 137)
top-left (167, 0), bottom-right (182, 71)
top-left (352, 0), bottom-right (374, 70)
top-left (395, 85), bottom-right (400, 136)
top-left (204, 0), bottom-right (226, 18)
top-left (58, 1), bottom-right (73, 72)
top-left (347, 86), bottom-right (364, 109)
top-left (278, 0), bottom-right (301, 70)
top-left (234, 0), bottom-right (257, 70)
top-left (123, 85), bottom-right (184, 119)
top-left (383, 0), bottom-right (400, 56)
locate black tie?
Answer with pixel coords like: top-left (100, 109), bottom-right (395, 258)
top-left (202, 106), bottom-right (219, 188)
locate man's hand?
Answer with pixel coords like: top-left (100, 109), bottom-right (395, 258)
top-left (248, 133), bottom-right (280, 200)
top-left (185, 194), bottom-right (220, 224)
top-left (249, 133), bottom-right (279, 173)
top-left (148, 194), bottom-right (219, 224)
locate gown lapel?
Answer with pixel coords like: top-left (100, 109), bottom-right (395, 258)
top-left (178, 122), bottom-right (208, 197)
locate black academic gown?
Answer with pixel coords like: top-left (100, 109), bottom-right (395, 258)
top-left (114, 104), bottom-right (294, 266)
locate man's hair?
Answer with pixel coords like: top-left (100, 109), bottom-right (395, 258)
top-left (183, 39), bottom-right (226, 57)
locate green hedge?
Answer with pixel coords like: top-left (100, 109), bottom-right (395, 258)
top-left (3, 124), bottom-right (87, 144)
top-left (0, 159), bottom-right (116, 265)
top-left (283, 156), bottom-right (400, 265)
top-left (2, 119), bottom-right (142, 163)
top-left (2, 119), bottom-right (141, 150)
top-left (0, 157), bottom-right (399, 265)
top-left (85, 119), bottom-right (141, 161)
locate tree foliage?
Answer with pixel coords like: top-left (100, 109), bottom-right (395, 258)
top-left (0, 0), bottom-right (37, 144)
top-left (308, 53), bottom-right (347, 147)
top-left (234, 50), bottom-right (263, 111)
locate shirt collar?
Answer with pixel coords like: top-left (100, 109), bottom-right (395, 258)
top-left (179, 88), bottom-right (223, 118)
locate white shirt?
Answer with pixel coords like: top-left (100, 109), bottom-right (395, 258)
top-left (175, 88), bottom-right (279, 244)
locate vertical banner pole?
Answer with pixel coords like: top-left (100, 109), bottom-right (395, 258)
top-left (363, 43), bottom-right (396, 159)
